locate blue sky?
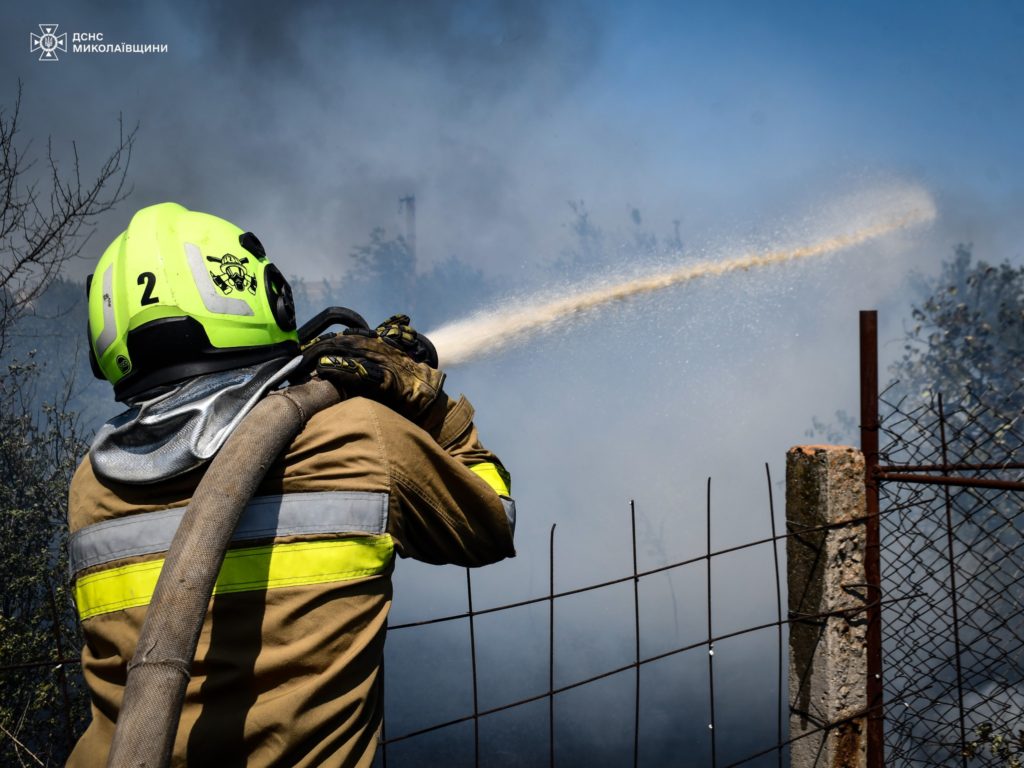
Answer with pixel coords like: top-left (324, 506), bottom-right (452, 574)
top-left (4, 1), bottom-right (1022, 276)
top-left (589, 2), bottom-right (1022, 228)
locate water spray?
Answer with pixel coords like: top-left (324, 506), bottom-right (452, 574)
top-left (427, 186), bottom-right (937, 367)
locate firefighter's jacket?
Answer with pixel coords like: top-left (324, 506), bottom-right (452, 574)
top-left (66, 393), bottom-right (516, 767)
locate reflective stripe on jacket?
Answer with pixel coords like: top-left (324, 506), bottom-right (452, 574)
top-left (70, 492), bottom-right (394, 620)
top-left (66, 394), bottom-right (515, 768)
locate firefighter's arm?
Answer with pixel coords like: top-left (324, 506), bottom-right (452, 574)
top-left (372, 398), bottom-right (517, 566)
top-left (431, 394), bottom-right (513, 496)
top-left (311, 326), bottom-right (516, 565)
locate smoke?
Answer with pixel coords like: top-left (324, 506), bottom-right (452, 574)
top-left (429, 183), bottom-right (937, 367)
top-left (0, 0), bottom-right (605, 281)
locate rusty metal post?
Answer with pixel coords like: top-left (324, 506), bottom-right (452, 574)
top-left (859, 310), bottom-right (884, 768)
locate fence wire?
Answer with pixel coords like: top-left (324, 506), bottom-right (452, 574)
top-left (374, 461), bottom-right (897, 768)
top-left (877, 381), bottom-right (1024, 767)
top-left (378, 469), bottom-right (792, 767)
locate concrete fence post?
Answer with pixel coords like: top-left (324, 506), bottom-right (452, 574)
top-left (787, 445), bottom-right (869, 768)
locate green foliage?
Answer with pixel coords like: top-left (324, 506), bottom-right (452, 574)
top-left (892, 249), bottom-right (1024, 764)
top-left (0, 360), bottom-right (90, 766)
top-left (810, 245), bottom-right (1024, 445)
top-left (896, 244), bottom-right (1024, 404)
top-left (892, 245), bottom-right (1024, 475)
top-left (965, 722), bottom-right (1024, 767)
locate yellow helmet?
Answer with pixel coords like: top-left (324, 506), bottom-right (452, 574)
top-left (87, 202), bottom-right (299, 401)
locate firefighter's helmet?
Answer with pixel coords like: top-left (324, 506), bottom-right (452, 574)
top-left (87, 202), bottom-right (299, 401)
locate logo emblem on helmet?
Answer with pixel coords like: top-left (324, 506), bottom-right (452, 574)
top-left (206, 253), bottom-right (258, 296)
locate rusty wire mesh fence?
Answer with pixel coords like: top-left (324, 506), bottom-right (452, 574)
top-left (875, 381), bottom-right (1024, 767)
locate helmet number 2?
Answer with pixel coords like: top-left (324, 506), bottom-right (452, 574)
top-left (137, 272), bottom-right (160, 306)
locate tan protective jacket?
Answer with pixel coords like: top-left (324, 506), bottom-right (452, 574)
top-left (67, 394), bottom-right (516, 767)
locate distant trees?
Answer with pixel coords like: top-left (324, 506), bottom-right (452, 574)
top-left (0, 363), bottom-right (90, 765)
top-left (0, 82), bottom-right (134, 766)
top-left (894, 243), bottom-right (1024, 411)
top-left (882, 243), bottom-right (1024, 474)
top-left (291, 199), bottom-right (689, 340)
top-left (309, 226), bottom-right (491, 332)
top-left (556, 200), bottom-right (682, 276)
top-left (887, 249), bottom-right (1024, 768)
top-left (808, 244), bottom-right (1024, 445)
top-left (348, 226), bottom-right (418, 318)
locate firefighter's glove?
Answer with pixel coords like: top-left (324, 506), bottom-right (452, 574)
top-left (374, 314), bottom-right (439, 369)
top-left (315, 353), bottom-right (385, 399)
top-left (313, 334), bottom-right (446, 424)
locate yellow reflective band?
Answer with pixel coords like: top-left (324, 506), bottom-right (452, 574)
top-left (74, 535), bottom-right (394, 621)
top-left (469, 462), bottom-right (511, 497)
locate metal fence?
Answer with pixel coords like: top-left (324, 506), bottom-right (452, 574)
top-left (860, 311), bottom-right (1024, 767)
top-left (376, 482), bottom-right (795, 768)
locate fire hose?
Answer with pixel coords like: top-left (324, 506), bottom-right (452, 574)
top-left (107, 308), bottom-right (369, 768)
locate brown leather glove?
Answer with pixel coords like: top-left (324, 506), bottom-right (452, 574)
top-left (311, 333), bottom-right (446, 425)
top-left (375, 314), bottom-right (439, 368)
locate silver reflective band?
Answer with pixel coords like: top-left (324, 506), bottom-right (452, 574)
top-left (185, 241), bottom-right (254, 316)
top-left (501, 496), bottom-right (516, 536)
top-left (95, 265), bottom-right (117, 356)
top-left (69, 491), bottom-right (389, 576)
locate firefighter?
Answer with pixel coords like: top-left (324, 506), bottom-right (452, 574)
top-left (68, 202), bottom-right (516, 766)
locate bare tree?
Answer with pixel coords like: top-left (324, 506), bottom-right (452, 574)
top-left (0, 80), bottom-right (135, 356)
top-left (0, 81), bottom-right (134, 765)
